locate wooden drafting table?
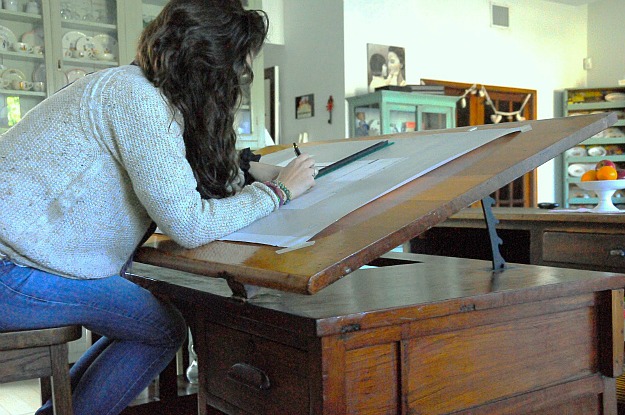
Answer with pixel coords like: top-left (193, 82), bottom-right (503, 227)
top-left (128, 113), bottom-right (625, 414)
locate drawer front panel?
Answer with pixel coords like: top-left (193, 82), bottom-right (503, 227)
top-left (543, 231), bottom-right (625, 269)
top-left (404, 307), bottom-right (595, 414)
top-left (202, 321), bottom-right (309, 415)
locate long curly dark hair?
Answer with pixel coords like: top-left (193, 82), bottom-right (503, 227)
top-left (136, 0), bottom-right (268, 199)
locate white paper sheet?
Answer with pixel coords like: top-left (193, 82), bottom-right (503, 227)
top-left (222, 125), bottom-right (531, 247)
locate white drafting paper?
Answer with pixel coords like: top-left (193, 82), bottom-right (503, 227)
top-left (222, 126), bottom-right (531, 247)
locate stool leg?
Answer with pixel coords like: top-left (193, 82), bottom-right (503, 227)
top-left (49, 343), bottom-right (74, 415)
top-left (40, 377), bottom-right (52, 405)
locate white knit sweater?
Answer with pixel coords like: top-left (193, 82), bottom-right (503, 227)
top-left (0, 65), bottom-right (279, 279)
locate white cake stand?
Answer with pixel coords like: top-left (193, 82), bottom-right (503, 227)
top-left (576, 179), bottom-right (625, 213)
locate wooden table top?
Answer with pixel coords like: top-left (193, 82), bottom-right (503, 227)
top-left (445, 207), bottom-right (625, 225)
top-left (128, 253), bottom-right (625, 337)
top-left (136, 113), bottom-right (616, 295)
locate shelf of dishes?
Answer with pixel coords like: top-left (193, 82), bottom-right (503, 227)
top-left (0, 5), bottom-right (42, 23)
top-left (60, 0), bottom-right (116, 24)
top-left (0, 65), bottom-right (46, 93)
top-left (0, 21), bottom-right (44, 56)
top-left (61, 30), bottom-right (118, 65)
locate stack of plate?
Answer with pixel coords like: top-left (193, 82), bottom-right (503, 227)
top-left (605, 92), bottom-right (625, 102)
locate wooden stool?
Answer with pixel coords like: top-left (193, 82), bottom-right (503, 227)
top-left (0, 325), bottom-right (82, 415)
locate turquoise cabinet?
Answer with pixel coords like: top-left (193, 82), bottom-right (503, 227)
top-left (346, 90), bottom-right (459, 138)
top-left (559, 86), bottom-right (625, 208)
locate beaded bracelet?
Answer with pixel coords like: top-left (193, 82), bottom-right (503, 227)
top-left (263, 181), bottom-right (286, 206)
top-left (271, 179), bottom-right (292, 203)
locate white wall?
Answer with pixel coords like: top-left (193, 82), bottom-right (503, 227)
top-left (344, 0), bottom-right (589, 203)
top-left (587, 0), bottom-right (625, 86)
top-left (263, 0), bottom-right (345, 145)
top-left (266, 0), bottom-right (624, 203)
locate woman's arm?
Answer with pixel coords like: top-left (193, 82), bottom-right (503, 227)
top-left (248, 161), bottom-right (281, 182)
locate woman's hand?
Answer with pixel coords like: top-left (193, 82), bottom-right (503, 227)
top-left (276, 154), bottom-right (316, 200)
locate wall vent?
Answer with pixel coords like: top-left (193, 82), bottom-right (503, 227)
top-left (491, 3), bottom-right (510, 28)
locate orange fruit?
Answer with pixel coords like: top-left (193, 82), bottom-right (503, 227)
top-left (596, 166), bottom-right (618, 180)
top-left (581, 170), bottom-right (597, 181)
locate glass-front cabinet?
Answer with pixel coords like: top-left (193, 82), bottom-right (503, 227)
top-left (346, 90), bottom-right (459, 138)
top-left (48, 0), bottom-right (124, 91)
top-left (0, 0), bottom-right (266, 149)
top-left (0, 1), bottom-right (49, 131)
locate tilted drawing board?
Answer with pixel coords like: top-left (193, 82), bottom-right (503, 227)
top-left (136, 113), bottom-right (616, 295)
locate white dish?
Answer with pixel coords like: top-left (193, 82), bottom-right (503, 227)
top-left (577, 179), bottom-right (625, 192)
top-left (75, 36), bottom-right (97, 55)
top-left (21, 30), bottom-right (44, 47)
top-left (32, 63), bottom-right (46, 83)
top-left (603, 127), bottom-right (625, 138)
top-left (93, 33), bottom-right (118, 56)
top-left (65, 68), bottom-right (87, 84)
top-left (577, 179), bottom-right (625, 213)
top-left (0, 25), bottom-right (17, 51)
top-left (2, 68), bottom-right (25, 83)
top-left (567, 163), bottom-right (588, 177)
top-left (605, 93), bottom-right (625, 102)
top-left (564, 146), bottom-right (586, 157)
top-left (61, 31), bottom-right (86, 54)
top-left (587, 146), bottom-right (607, 157)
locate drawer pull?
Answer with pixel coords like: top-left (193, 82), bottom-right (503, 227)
top-left (609, 249), bottom-right (625, 257)
top-left (227, 362), bottom-right (271, 390)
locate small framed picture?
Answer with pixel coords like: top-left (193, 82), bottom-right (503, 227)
top-left (295, 94), bottom-right (314, 119)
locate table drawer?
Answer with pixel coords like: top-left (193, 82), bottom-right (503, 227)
top-left (543, 231), bottom-right (625, 269)
top-left (201, 321), bottom-right (309, 415)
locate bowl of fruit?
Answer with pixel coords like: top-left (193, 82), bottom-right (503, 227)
top-left (578, 160), bottom-right (625, 213)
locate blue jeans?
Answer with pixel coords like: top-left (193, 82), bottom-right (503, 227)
top-left (0, 261), bottom-right (187, 415)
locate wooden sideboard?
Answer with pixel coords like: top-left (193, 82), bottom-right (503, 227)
top-left (410, 207), bottom-right (625, 273)
top-left (127, 253), bottom-right (625, 415)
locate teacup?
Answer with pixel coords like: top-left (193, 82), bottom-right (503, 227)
top-left (12, 80), bottom-right (33, 91)
top-left (3, 0), bottom-right (18, 12)
top-left (25, 1), bottom-right (39, 14)
top-left (72, 49), bottom-right (93, 59)
top-left (33, 81), bottom-right (45, 92)
top-left (96, 52), bottom-right (114, 61)
top-left (13, 42), bottom-right (33, 54)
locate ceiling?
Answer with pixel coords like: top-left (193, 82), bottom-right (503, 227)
top-left (542, 0), bottom-right (602, 5)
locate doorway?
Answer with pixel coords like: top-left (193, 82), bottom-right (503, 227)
top-left (264, 66), bottom-right (279, 144)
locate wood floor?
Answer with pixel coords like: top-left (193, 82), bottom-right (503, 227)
top-left (0, 380), bottom-right (40, 415)
top-left (0, 378), bottom-right (166, 415)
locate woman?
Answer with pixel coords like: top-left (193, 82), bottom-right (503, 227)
top-left (368, 46), bottom-right (406, 90)
top-left (0, 1), bottom-right (315, 414)
top-left (386, 46), bottom-right (406, 87)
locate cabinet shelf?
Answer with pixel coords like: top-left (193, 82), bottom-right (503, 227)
top-left (61, 19), bottom-right (117, 32)
top-left (0, 88), bottom-right (46, 97)
top-left (567, 101), bottom-right (625, 111)
top-left (0, 51), bottom-right (45, 62)
top-left (0, 10), bottom-right (42, 23)
top-left (565, 155), bottom-right (625, 163)
top-left (143, 0), bottom-right (169, 6)
top-left (63, 57), bottom-right (119, 67)
top-left (582, 136), bottom-right (625, 145)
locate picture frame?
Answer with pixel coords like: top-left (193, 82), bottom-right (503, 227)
top-left (295, 94), bottom-right (314, 119)
top-left (367, 43), bottom-right (406, 92)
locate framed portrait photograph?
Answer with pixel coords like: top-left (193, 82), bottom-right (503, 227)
top-left (295, 94), bottom-right (314, 119)
top-left (367, 43), bottom-right (406, 92)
